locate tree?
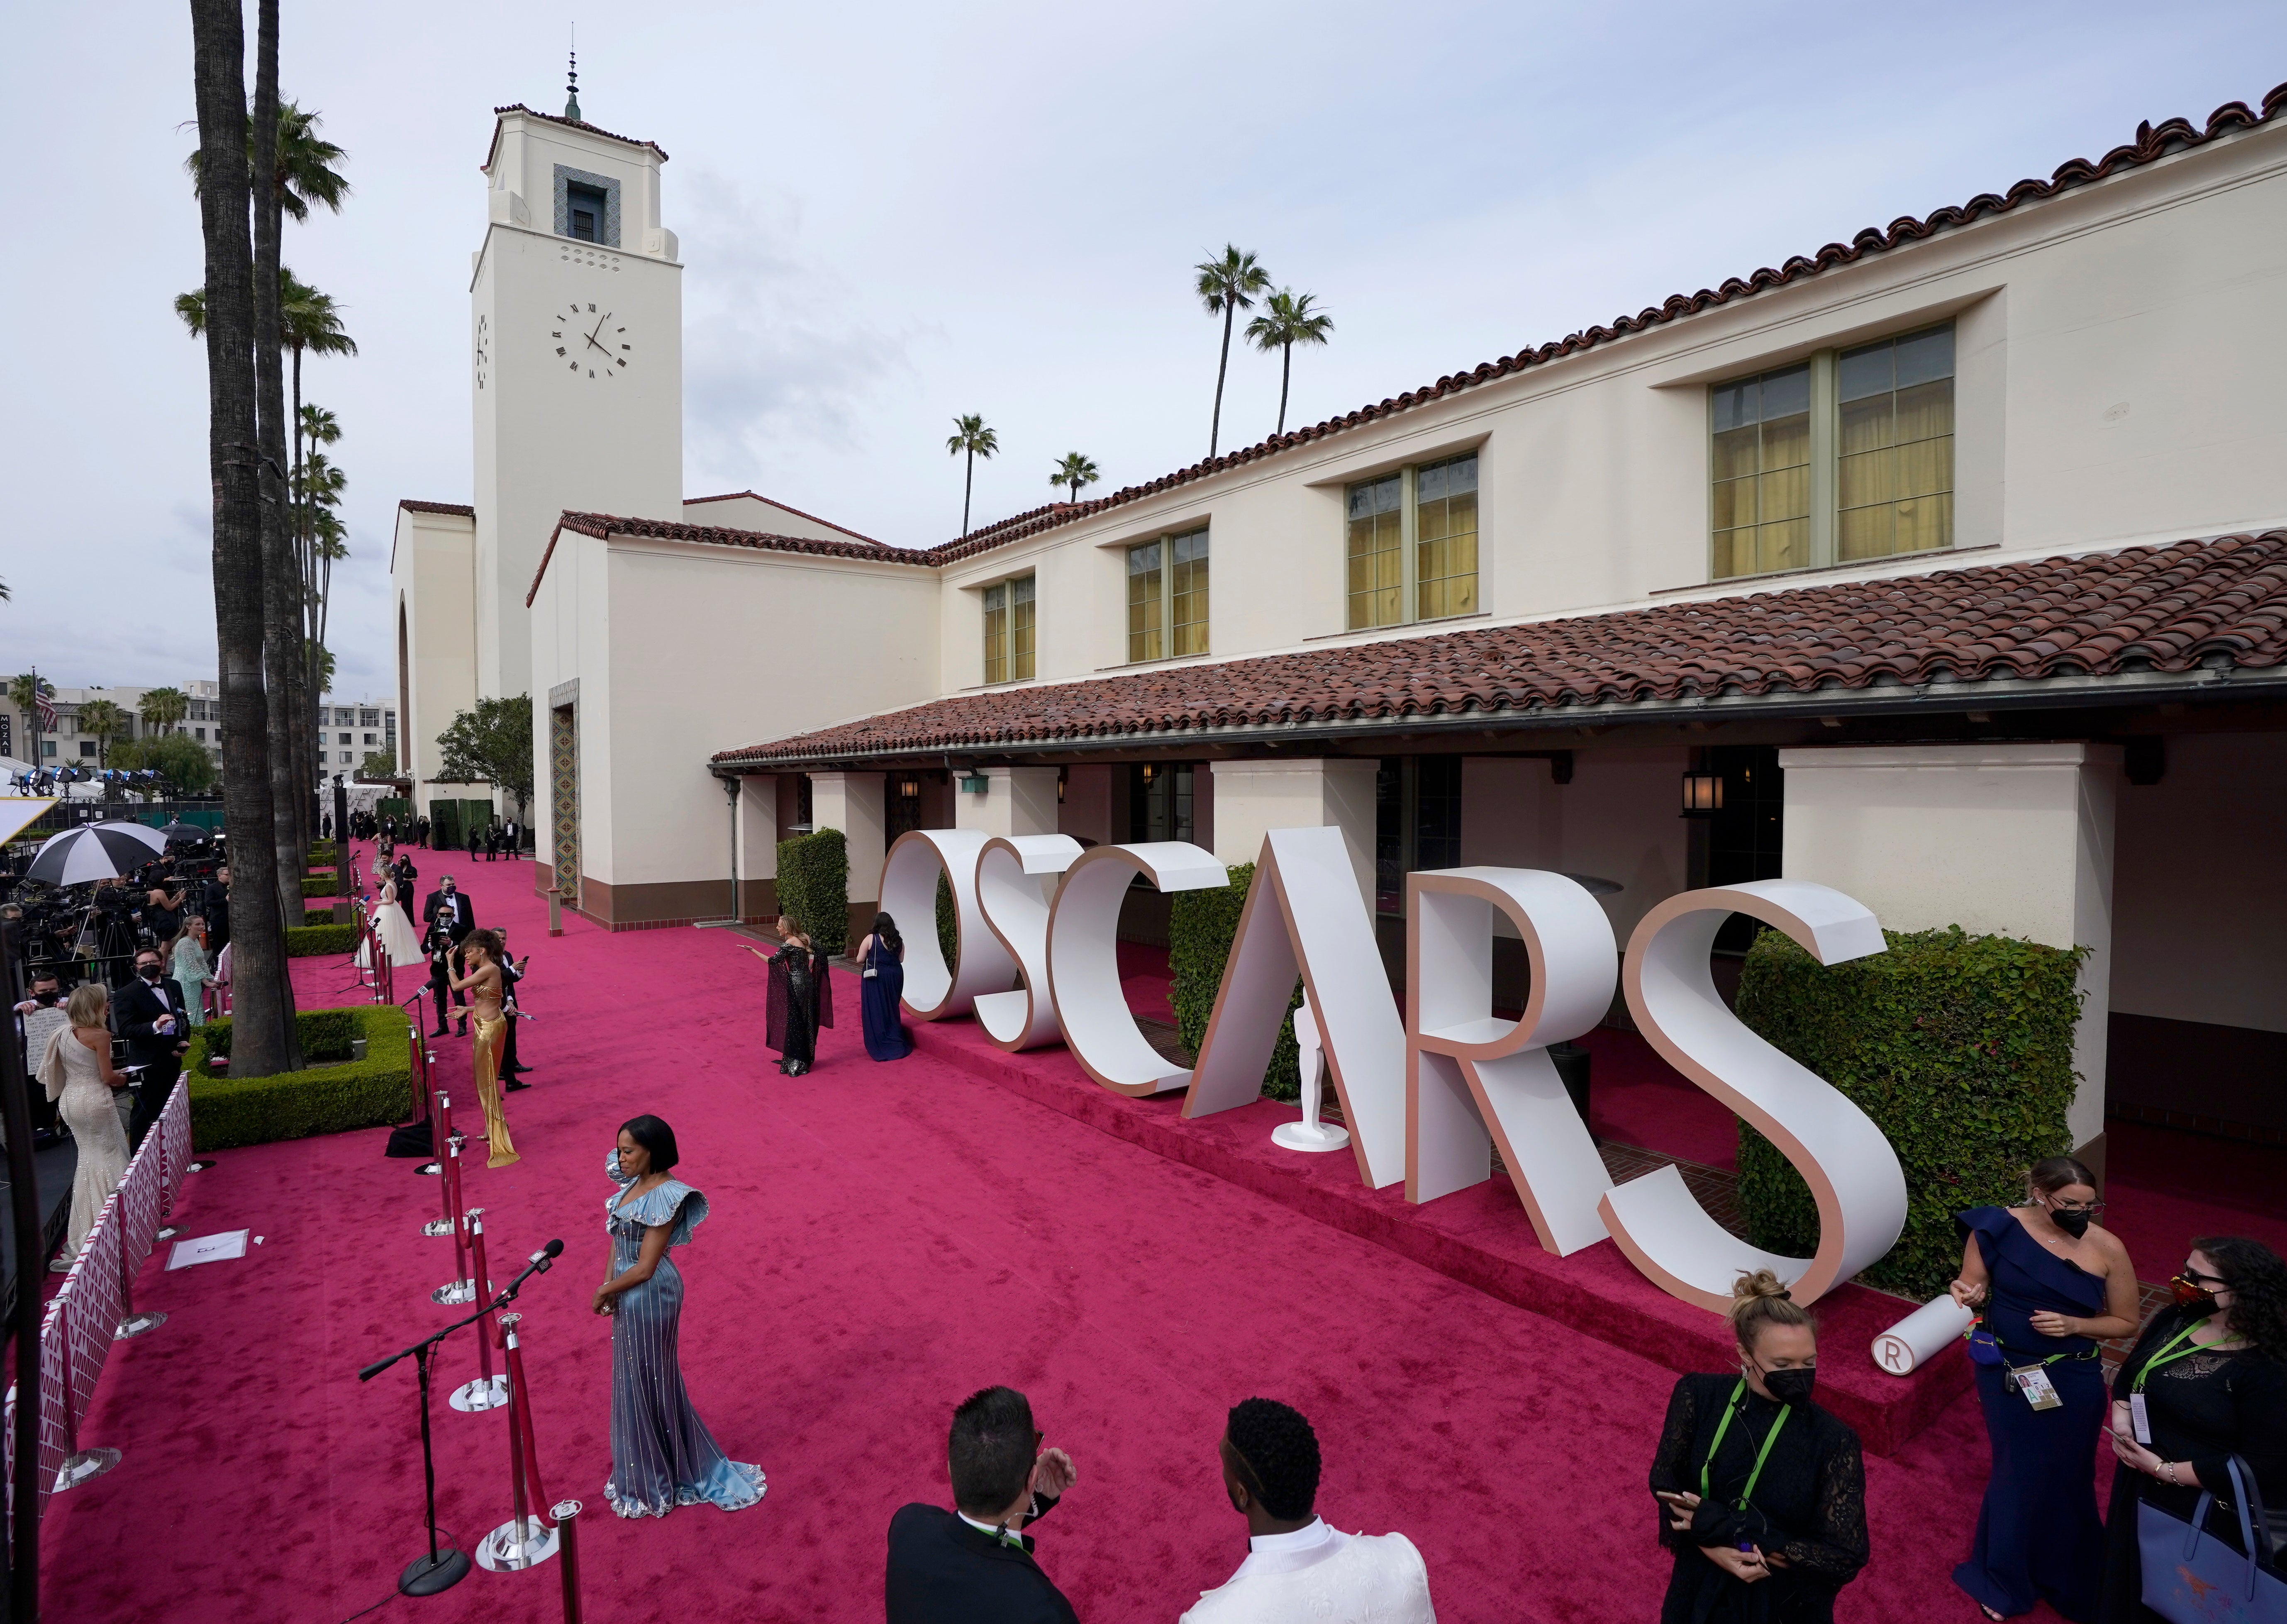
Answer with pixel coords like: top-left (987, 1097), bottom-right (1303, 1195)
top-left (139, 686), bottom-right (190, 733)
top-left (1244, 289), bottom-right (1334, 438)
top-left (1195, 245), bottom-right (1271, 459)
top-left (184, 100), bottom-right (351, 222)
top-left (359, 749), bottom-right (397, 780)
top-left (1049, 452), bottom-right (1100, 506)
top-left (75, 700), bottom-right (128, 766)
top-left (436, 696), bottom-right (534, 813)
top-left (111, 733), bottom-right (218, 797)
top-left (190, 0), bottom-right (293, 1077)
top-left (945, 414), bottom-right (998, 536)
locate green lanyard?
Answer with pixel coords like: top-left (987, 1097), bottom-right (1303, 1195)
top-left (1701, 1380), bottom-right (1792, 1508)
top-left (2133, 1322), bottom-right (2236, 1392)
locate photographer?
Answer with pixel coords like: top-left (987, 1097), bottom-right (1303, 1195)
top-left (202, 864), bottom-right (231, 955)
top-left (423, 903), bottom-right (470, 1038)
top-left (117, 947), bottom-right (190, 1150)
top-left (142, 882), bottom-right (187, 962)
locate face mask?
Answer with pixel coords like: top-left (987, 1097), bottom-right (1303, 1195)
top-left (2170, 1274), bottom-right (2220, 1318)
top-left (2048, 1205), bottom-right (2093, 1240)
top-left (139, 964), bottom-right (162, 981)
top-left (1758, 1364), bottom-right (1816, 1407)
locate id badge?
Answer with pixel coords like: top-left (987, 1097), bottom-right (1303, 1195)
top-left (2016, 1365), bottom-right (2062, 1410)
top-left (2130, 1393), bottom-right (2152, 1445)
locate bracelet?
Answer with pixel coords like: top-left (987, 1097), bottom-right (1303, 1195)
top-left (2162, 1461), bottom-right (2179, 1486)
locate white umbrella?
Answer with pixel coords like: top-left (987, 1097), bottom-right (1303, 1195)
top-left (24, 823), bottom-right (165, 886)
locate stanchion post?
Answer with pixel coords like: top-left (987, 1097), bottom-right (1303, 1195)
top-left (448, 1214), bottom-right (505, 1412)
top-left (505, 1314), bottom-right (549, 1514)
top-left (473, 1311), bottom-right (558, 1570)
top-left (432, 1131), bottom-right (475, 1305)
top-left (552, 1500), bottom-right (583, 1624)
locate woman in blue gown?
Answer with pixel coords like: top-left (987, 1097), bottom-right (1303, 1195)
top-left (596, 1114), bottom-right (766, 1518)
top-left (853, 911), bottom-right (912, 1062)
top-left (1948, 1156), bottom-right (2141, 1620)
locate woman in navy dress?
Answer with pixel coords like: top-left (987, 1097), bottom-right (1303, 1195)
top-left (1948, 1156), bottom-right (2141, 1620)
top-left (853, 911), bottom-right (912, 1062)
top-left (595, 1114), bottom-right (766, 1518)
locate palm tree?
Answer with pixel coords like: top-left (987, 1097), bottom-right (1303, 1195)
top-left (1244, 289), bottom-right (1335, 438)
top-left (76, 700), bottom-right (127, 767)
top-left (9, 673), bottom-right (53, 766)
top-left (1049, 453), bottom-right (1100, 506)
top-left (189, 0), bottom-right (293, 1079)
top-left (293, 400), bottom-right (348, 791)
top-left (946, 414), bottom-right (999, 536)
top-left (138, 686), bottom-right (191, 735)
top-left (184, 99), bottom-right (351, 222)
top-left (1195, 246), bottom-right (1271, 459)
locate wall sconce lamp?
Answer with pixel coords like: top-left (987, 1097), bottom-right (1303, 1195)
top-left (1139, 763), bottom-right (1156, 784)
top-left (1679, 769), bottom-right (1724, 817)
top-left (896, 777), bottom-right (920, 799)
top-left (958, 772), bottom-right (989, 794)
top-left (1057, 768), bottom-right (1068, 803)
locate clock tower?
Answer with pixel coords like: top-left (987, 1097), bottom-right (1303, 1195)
top-left (471, 95), bottom-right (683, 707)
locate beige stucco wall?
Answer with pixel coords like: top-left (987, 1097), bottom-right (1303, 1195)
top-left (390, 505), bottom-right (478, 801)
top-left (2111, 732), bottom-right (2287, 1035)
top-left (682, 494), bottom-right (880, 547)
top-left (1458, 750), bottom-right (1692, 945)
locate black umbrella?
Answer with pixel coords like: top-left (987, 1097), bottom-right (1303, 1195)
top-left (158, 821), bottom-right (205, 845)
top-left (25, 822), bottom-right (168, 886)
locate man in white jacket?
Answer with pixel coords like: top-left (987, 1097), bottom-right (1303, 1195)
top-left (1179, 1398), bottom-right (1435, 1624)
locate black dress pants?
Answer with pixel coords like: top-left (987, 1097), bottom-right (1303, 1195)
top-left (128, 1052), bottom-right (181, 1150)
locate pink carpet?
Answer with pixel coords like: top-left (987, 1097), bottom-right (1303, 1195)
top-left (27, 854), bottom-right (2244, 1623)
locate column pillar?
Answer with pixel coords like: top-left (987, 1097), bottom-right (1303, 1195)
top-left (1207, 758), bottom-right (1378, 911)
top-left (734, 774), bottom-right (778, 922)
top-left (811, 771), bottom-right (887, 945)
top-left (1778, 743), bottom-right (2119, 1169)
top-left (953, 767), bottom-right (1060, 838)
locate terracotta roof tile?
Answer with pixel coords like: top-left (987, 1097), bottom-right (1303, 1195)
top-left (487, 104), bottom-right (669, 163)
top-left (926, 83), bottom-right (2287, 566)
top-left (682, 490), bottom-right (884, 546)
top-left (525, 510), bottom-right (927, 605)
top-left (397, 499), bottom-right (474, 517)
top-left (711, 535), bottom-right (2287, 765)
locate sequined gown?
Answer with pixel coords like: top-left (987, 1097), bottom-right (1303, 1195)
top-left (602, 1154), bottom-right (766, 1519)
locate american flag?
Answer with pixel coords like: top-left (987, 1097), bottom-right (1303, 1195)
top-left (34, 687), bottom-right (56, 732)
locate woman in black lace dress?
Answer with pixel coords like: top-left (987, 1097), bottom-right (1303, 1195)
top-left (2097, 1236), bottom-right (2287, 1623)
top-left (748, 919), bottom-right (832, 1076)
top-left (1650, 1270), bottom-right (1869, 1622)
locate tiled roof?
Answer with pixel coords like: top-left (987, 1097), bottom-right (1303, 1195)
top-left (398, 499), bottom-right (475, 518)
top-left (526, 510), bottom-right (928, 606)
top-left (710, 533), bottom-right (2287, 765)
top-left (683, 491), bottom-right (884, 546)
top-left (924, 82), bottom-right (2287, 566)
top-left (488, 104), bottom-right (668, 163)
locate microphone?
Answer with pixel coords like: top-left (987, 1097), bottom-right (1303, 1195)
top-left (493, 1238), bottom-right (566, 1302)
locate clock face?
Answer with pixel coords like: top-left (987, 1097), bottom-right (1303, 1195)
top-left (552, 301), bottom-right (633, 381)
top-left (474, 314), bottom-right (490, 390)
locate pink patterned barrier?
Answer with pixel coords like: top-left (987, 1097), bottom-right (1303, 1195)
top-left (64, 1204), bottom-right (122, 1424)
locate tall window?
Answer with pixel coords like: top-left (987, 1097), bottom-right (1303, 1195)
top-left (1129, 764), bottom-right (1194, 843)
top-left (566, 182), bottom-right (607, 242)
top-left (1415, 455), bottom-right (1479, 621)
top-left (1838, 327), bottom-right (1954, 561)
top-left (983, 575), bottom-right (1035, 684)
top-left (1710, 324), bottom-right (1954, 580)
top-left (1711, 363), bottom-right (1811, 579)
top-left (1346, 452), bottom-right (1480, 630)
top-left (1126, 527), bottom-right (1209, 662)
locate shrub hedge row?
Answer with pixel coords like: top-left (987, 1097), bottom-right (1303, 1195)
top-left (286, 923), bottom-right (361, 957)
top-left (304, 906), bottom-right (339, 926)
top-left (777, 827), bottom-right (849, 954)
top-left (1169, 862), bottom-right (1302, 1101)
top-left (300, 877), bottom-right (338, 898)
top-left (1734, 924), bottom-right (2087, 1299)
top-left (187, 1002), bottom-right (414, 1150)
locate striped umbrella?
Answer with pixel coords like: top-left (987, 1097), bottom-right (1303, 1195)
top-left (25, 822), bottom-right (167, 886)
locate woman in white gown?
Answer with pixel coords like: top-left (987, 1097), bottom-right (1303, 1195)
top-left (38, 984), bottom-right (132, 1268)
top-left (368, 876), bottom-right (427, 972)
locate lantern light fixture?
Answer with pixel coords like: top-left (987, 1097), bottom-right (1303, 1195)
top-left (1679, 769), bottom-right (1724, 817)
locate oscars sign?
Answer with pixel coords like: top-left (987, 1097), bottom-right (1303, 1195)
top-left (879, 825), bottom-right (1909, 1314)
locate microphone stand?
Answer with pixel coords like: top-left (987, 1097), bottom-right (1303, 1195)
top-left (358, 1243), bottom-right (562, 1597)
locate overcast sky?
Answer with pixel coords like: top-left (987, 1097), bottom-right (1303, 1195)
top-left (4, 3), bottom-right (2280, 701)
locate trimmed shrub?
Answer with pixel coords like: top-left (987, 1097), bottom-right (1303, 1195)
top-left (286, 923), bottom-right (361, 957)
top-left (778, 827), bottom-right (849, 954)
top-left (935, 871), bottom-right (956, 968)
top-left (188, 1003), bottom-right (413, 1150)
top-left (310, 841), bottom-right (338, 865)
top-left (1169, 862), bottom-right (1302, 1101)
top-left (304, 906), bottom-right (338, 926)
top-left (300, 877), bottom-right (338, 898)
top-left (1734, 925), bottom-right (2087, 1299)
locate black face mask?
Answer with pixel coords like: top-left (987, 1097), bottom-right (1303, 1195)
top-left (1755, 1364), bottom-right (1816, 1407)
top-left (2048, 1205), bottom-right (2093, 1240)
top-left (138, 964), bottom-right (162, 981)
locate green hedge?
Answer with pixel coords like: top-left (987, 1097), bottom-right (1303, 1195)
top-left (286, 923), bottom-right (361, 957)
top-left (310, 841), bottom-right (338, 865)
top-left (1734, 925), bottom-right (2087, 1299)
top-left (778, 827), bottom-right (849, 954)
top-left (188, 1003), bottom-right (413, 1150)
top-left (300, 876), bottom-right (338, 898)
top-left (304, 906), bottom-right (339, 926)
top-left (1169, 862), bottom-right (1302, 1101)
top-left (936, 871), bottom-right (957, 967)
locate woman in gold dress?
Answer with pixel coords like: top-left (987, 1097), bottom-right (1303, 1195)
top-left (451, 928), bottom-right (519, 1167)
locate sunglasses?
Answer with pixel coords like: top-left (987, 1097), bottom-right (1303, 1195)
top-left (2179, 1267), bottom-right (2229, 1287)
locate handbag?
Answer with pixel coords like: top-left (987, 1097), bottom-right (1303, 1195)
top-left (2138, 1455), bottom-right (2287, 1624)
top-left (1965, 1316), bottom-right (2004, 1368)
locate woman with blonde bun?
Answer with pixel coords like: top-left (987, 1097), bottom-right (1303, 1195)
top-left (1649, 1269), bottom-right (1868, 1622)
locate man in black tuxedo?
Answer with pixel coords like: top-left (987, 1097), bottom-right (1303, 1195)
top-left (885, 1385), bottom-right (1080, 1624)
top-left (422, 877), bottom-right (475, 1036)
top-left (498, 928), bottom-right (532, 1088)
top-left (117, 948), bottom-right (190, 1150)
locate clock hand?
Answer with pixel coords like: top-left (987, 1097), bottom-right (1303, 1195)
top-left (586, 312), bottom-right (610, 349)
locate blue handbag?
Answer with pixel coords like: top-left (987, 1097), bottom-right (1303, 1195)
top-left (1964, 1316), bottom-right (2004, 1367)
top-left (2138, 1456), bottom-right (2287, 1624)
